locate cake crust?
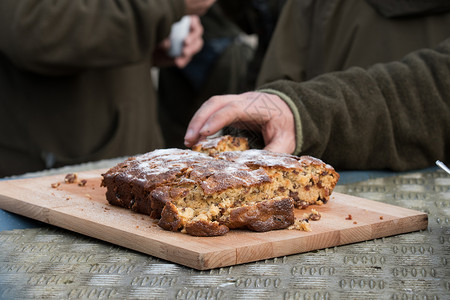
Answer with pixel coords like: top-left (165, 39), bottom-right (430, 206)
top-left (101, 146), bottom-right (339, 236)
top-left (225, 198), bottom-right (295, 231)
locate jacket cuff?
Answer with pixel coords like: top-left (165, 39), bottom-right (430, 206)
top-left (256, 88), bottom-right (303, 155)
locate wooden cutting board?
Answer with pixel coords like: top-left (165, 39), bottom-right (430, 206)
top-left (0, 169), bottom-right (427, 270)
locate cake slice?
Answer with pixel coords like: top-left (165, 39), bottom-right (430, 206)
top-left (191, 135), bottom-right (249, 155)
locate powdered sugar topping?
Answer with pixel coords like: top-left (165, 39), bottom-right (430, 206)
top-left (106, 148), bottom-right (272, 191)
top-left (218, 149), bottom-right (306, 170)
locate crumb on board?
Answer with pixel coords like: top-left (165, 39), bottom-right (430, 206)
top-left (288, 219), bottom-right (311, 232)
top-left (85, 194), bottom-right (92, 200)
top-left (310, 209), bottom-right (321, 221)
top-left (64, 173), bottom-right (78, 184)
top-left (345, 214), bottom-right (352, 220)
top-left (51, 182), bottom-right (60, 188)
top-left (353, 221), bottom-right (357, 224)
top-left (303, 209), bottom-right (322, 221)
top-left (289, 209), bottom-right (323, 232)
top-left (380, 216), bottom-right (384, 220)
top-left (78, 179), bottom-right (87, 187)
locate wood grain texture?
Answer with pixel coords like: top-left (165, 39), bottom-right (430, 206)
top-left (0, 169), bottom-right (428, 270)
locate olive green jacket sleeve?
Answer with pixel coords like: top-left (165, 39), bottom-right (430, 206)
top-left (259, 38), bottom-right (450, 171)
top-left (0, 0), bottom-right (185, 75)
top-left (256, 0), bottom-right (450, 86)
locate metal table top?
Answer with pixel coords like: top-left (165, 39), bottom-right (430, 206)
top-left (0, 160), bottom-right (448, 299)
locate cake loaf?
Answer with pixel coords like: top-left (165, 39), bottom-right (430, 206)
top-left (101, 148), bottom-right (339, 237)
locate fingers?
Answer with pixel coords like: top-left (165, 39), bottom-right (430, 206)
top-left (174, 35), bottom-right (203, 68)
top-left (184, 95), bottom-right (236, 147)
top-left (184, 92), bottom-right (265, 146)
top-left (187, 15), bottom-right (203, 38)
top-left (184, 92), bottom-right (297, 155)
top-left (174, 16), bottom-right (203, 68)
top-left (198, 101), bottom-right (244, 136)
top-left (185, 15), bottom-right (203, 51)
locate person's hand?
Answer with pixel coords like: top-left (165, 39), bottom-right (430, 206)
top-left (184, 0), bottom-right (216, 15)
top-left (184, 92), bottom-right (296, 153)
top-left (153, 16), bottom-right (204, 68)
top-left (173, 15), bottom-right (203, 68)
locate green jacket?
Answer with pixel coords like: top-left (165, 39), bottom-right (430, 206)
top-left (257, 0), bottom-right (450, 84)
top-left (0, 0), bottom-right (185, 177)
top-left (257, 0), bottom-right (450, 171)
top-left (260, 38), bottom-right (450, 171)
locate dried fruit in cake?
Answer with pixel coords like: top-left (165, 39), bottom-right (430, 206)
top-left (101, 148), bottom-right (339, 236)
top-left (215, 150), bottom-right (339, 209)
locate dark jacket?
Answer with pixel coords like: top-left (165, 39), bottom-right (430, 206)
top-left (256, 0), bottom-right (450, 171)
top-left (260, 39), bottom-right (450, 171)
top-left (0, 0), bottom-right (185, 177)
top-left (257, 0), bottom-right (450, 84)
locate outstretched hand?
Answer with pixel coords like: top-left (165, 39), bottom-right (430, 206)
top-left (184, 92), bottom-right (296, 154)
